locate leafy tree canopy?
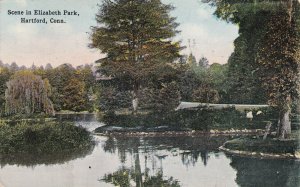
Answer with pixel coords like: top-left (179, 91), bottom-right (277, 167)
top-left (5, 71), bottom-right (54, 116)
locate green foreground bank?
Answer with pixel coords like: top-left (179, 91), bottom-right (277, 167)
top-left (0, 120), bottom-right (94, 164)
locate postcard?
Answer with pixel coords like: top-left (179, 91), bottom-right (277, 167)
top-left (0, 0), bottom-right (299, 187)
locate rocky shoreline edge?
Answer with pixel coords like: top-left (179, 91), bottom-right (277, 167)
top-left (93, 128), bottom-right (264, 137)
top-left (219, 145), bottom-right (300, 160)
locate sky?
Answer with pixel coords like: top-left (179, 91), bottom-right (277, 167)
top-left (0, 0), bottom-right (238, 67)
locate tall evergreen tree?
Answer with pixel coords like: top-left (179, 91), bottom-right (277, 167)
top-left (90, 0), bottom-right (182, 112)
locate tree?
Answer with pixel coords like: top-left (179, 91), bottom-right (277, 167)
top-left (30, 63), bottom-right (37, 71)
top-left (5, 71), bottom-right (54, 116)
top-left (0, 67), bottom-right (13, 115)
top-left (76, 64), bottom-right (95, 91)
top-left (9, 62), bottom-right (19, 72)
top-left (208, 63), bottom-right (229, 102)
top-left (257, 2), bottom-right (300, 138)
top-left (46, 64), bottom-right (76, 111)
top-left (45, 63), bottom-right (53, 70)
top-left (187, 53), bottom-right (197, 66)
top-left (203, 0), bottom-right (270, 104)
top-left (198, 57), bottom-right (209, 69)
top-left (140, 81), bottom-right (181, 112)
top-left (204, 0), bottom-right (300, 138)
top-left (62, 78), bottom-right (89, 112)
top-left (19, 65), bottom-right (27, 70)
top-left (90, 0), bottom-right (182, 112)
top-left (179, 55), bottom-right (188, 64)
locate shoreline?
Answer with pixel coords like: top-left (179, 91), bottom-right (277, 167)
top-left (94, 129), bottom-right (300, 160)
top-left (93, 129), bottom-right (265, 137)
top-left (219, 145), bottom-right (300, 160)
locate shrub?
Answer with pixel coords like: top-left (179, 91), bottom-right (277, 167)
top-left (0, 121), bottom-right (93, 155)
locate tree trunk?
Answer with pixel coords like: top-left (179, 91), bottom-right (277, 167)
top-left (296, 99), bottom-right (300, 113)
top-left (277, 107), bottom-right (292, 139)
top-left (132, 96), bottom-right (139, 114)
top-left (287, 0), bottom-right (293, 22)
top-left (132, 84), bottom-right (139, 114)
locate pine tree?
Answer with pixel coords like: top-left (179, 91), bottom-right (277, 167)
top-left (90, 0), bottom-right (182, 112)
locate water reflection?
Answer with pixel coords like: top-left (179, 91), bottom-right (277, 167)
top-left (0, 114), bottom-right (299, 187)
top-left (0, 144), bottom-right (94, 167)
top-left (101, 136), bottom-right (229, 167)
top-left (102, 167), bottom-right (180, 187)
top-left (0, 114), bottom-right (98, 168)
top-left (100, 136), bottom-right (231, 186)
top-left (55, 113), bottom-right (105, 131)
top-left (228, 155), bottom-right (300, 187)
top-left (1, 133), bottom-right (297, 187)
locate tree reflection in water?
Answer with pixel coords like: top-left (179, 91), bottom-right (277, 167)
top-left (101, 135), bottom-right (229, 186)
top-left (228, 155), bottom-right (300, 187)
top-left (101, 166), bottom-right (180, 187)
top-left (0, 143), bottom-right (95, 167)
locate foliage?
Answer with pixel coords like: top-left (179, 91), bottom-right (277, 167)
top-left (0, 62), bottom-right (96, 114)
top-left (97, 64), bottom-right (182, 113)
top-left (208, 63), bottom-right (229, 101)
top-left (90, 0), bottom-right (183, 111)
top-left (187, 53), bottom-right (197, 66)
top-left (5, 71), bottom-right (54, 116)
top-left (192, 87), bottom-right (219, 103)
top-left (205, 0), bottom-right (300, 138)
top-left (139, 81), bottom-right (181, 112)
top-left (97, 108), bottom-right (268, 131)
top-left (76, 64), bottom-right (95, 93)
top-left (45, 64), bottom-right (77, 111)
top-left (256, 4), bottom-right (300, 138)
top-left (179, 64), bottom-right (227, 103)
top-left (198, 56), bottom-right (209, 69)
top-left (257, 7), bottom-right (300, 107)
top-left (224, 9), bottom-right (269, 104)
top-left (62, 78), bottom-right (89, 112)
top-left (0, 121), bottom-right (94, 155)
top-left (0, 66), bottom-right (13, 116)
top-left (224, 137), bottom-right (298, 154)
top-left (102, 167), bottom-right (181, 187)
top-left (97, 85), bottom-right (132, 112)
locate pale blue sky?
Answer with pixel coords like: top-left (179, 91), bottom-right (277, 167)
top-left (0, 0), bottom-right (238, 67)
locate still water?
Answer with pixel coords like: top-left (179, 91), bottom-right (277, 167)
top-left (0, 114), bottom-right (299, 187)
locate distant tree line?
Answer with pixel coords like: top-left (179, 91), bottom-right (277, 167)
top-left (0, 61), bottom-right (95, 116)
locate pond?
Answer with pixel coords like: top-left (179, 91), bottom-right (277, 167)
top-left (0, 114), bottom-right (299, 187)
